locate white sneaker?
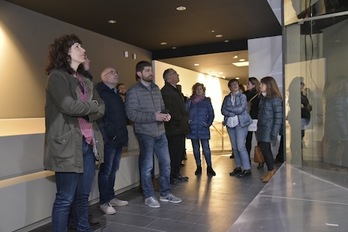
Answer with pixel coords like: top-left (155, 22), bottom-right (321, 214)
top-left (144, 196), bottom-right (160, 208)
top-left (110, 197), bottom-right (128, 207)
top-left (159, 193), bottom-right (182, 203)
top-left (100, 203), bottom-right (116, 215)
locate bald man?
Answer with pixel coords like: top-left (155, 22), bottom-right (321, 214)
top-left (96, 67), bottom-right (129, 215)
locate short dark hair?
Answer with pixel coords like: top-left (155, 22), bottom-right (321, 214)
top-left (46, 34), bottom-right (82, 75)
top-left (163, 68), bottom-right (175, 81)
top-left (136, 61), bottom-right (152, 73)
top-left (228, 78), bottom-right (239, 88)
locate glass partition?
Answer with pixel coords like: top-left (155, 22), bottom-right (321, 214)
top-left (284, 0), bottom-right (348, 187)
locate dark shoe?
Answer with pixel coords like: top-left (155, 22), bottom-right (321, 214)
top-left (90, 221), bottom-right (101, 231)
top-left (68, 220), bottom-right (101, 232)
top-left (195, 165), bottom-right (202, 175)
top-left (229, 167), bottom-right (242, 176)
top-left (207, 166), bottom-right (216, 176)
top-left (175, 175), bottom-right (189, 181)
top-left (257, 162), bottom-right (264, 169)
top-left (230, 153), bottom-right (234, 159)
top-left (237, 169), bottom-right (251, 177)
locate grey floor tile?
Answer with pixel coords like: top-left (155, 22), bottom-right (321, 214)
top-left (31, 152), bottom-right (348, 232)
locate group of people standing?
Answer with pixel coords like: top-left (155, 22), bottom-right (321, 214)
top-left (222, 77), bottom-right (283, 183)
top-left (43, 33), bottom-right (283, 231)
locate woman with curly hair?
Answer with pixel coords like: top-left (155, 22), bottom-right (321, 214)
top-left (44, 34), bottom-right (105, 231)
top-left (186, 83), bottom-right (216, 176)
top-left (256, 76), bottom-right (283, 183)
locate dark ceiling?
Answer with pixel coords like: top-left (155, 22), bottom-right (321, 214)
top-left (6, 0), bottom-right (281, 80)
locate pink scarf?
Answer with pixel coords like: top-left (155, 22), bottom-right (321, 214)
top-left (191, 94), bottom-right (205, 104)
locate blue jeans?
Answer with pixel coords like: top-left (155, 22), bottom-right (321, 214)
top-left (227, 125), bottom-right (251, 170)
top-left (191, 139), bottom-right (212, 166)
top-left (136, 133), bottom-right (171, 198)
top-left (98, 146), bottom-right (123, 204)
top-left (52, 140), bottom-right (95, 232)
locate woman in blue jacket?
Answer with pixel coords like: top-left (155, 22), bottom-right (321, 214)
top-left (186, 83), bottom-right (216, 176)
top-left (256, 76), bottom-right (283, 183)
top-left (222, 79), bottom-right (253, 177)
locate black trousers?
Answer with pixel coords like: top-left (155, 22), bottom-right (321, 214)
top-left (246, 131), bottom-right (254, 160)
top-left (166, 134), bottom-right (185, 178)
top-left (258, 142), bottom-right (274, 171)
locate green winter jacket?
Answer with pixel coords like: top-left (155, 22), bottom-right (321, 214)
top-left (44, 69), bottom-right (105, 173)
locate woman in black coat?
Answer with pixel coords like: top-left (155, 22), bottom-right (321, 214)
top-left (256, 76), bottom-right (283, 183)
top-left (244, 77), bottom-right (261, 167)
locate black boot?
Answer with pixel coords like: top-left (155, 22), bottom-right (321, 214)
top-left (207, 166), bottom-right (216, 176)
top-left (195, 165), bottom-right (202, 175)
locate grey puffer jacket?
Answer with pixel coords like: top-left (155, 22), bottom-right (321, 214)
top-left (44, 70), bottom-right (105, 173)
top-left (256, 95), bottom-right (283, 142)
top-left (125, 81), bottom-right (166, 137)
top-left (221, 91), bottom-right (252, 128)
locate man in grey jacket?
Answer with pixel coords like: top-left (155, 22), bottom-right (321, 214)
top-left (125, 61), bottom-right (182, 208)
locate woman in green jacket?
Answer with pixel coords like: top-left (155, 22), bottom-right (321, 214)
top-left (44, 34), bottom-right (104, 232)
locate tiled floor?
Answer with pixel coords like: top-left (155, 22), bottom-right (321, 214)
top-left (31, 151), bottom-right (348, 232)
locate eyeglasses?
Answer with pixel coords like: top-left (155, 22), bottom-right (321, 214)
top-left (103, 70), bottom-right (119, 78)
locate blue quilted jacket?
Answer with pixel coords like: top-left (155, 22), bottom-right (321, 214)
top-left (256, 95), bottom-right (283, 142)
top-left (186, 97), bottom-right (215, 140)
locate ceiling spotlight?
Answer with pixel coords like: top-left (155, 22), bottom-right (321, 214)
top-left (194, 63), bottom-right (200, 66)
top-left (216, 34), bottom-right (223, 38)
top-left (172, 46), bottom-right (177, 49)
top-left (236, 77), bottom-right (240, 80)
top-left (239, 59), bottom-right (245, 62)
top-left (176, 6), bottom-right (186, 11)
top-left (233, 55), bottom-right (238, 59)
top-left (224, 40), bottom-right (229, 43)
top-left (232, 61), bottom-right (249, 67)
top-left (160, 42), bottom-right (167, 45)
top-left (211, 30), bottom-right (215, 33)
top-left (108, 19), bottom-right (117, 24)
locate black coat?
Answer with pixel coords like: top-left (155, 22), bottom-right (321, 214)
top-left (96, 82), bottom-right (128, 147)
top-left (161, 82), bottom-right (190, 135)
top-left (244, 89), bottom-right (260, 119)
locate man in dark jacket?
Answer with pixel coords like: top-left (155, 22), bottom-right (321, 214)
top-left (96, 67), bottom-right (129, 215)
top-left (161, 68), bottom-right (190, 184)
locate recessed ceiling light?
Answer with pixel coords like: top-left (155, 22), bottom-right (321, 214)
top-left (216, 34), bottom-right (223, 38)
top-left (224, 40), bottom-right (229, 43)
top-left (233, 55), bottom-right (238, 59)
top-left (239, 59), bottom-right (245, 62)
top-left (160, 42), bottom-right (167, 45)
top-left (108, 19), bottom-right (117, 24)
top-left (194, 63), bottom-right (200, 66)
top-left (211, 30), bottom-right (215, 33)
top-left (232, 61), bottom-right (249, 67)
top-left (236, 77), bottom-right (240, 79)
top-left (176, 6), bottom-right (186, 11)
top-left (172, 46), bottom-right (177, 49)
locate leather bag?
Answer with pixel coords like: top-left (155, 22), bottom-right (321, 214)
top-left (254, 145), bottom-right (264, 163)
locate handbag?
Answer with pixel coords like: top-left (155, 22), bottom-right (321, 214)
top-left (254, 145), bottom-right (264, 163)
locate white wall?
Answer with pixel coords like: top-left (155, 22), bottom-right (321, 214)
top-left (248, 35), bottom-right (283, 88)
